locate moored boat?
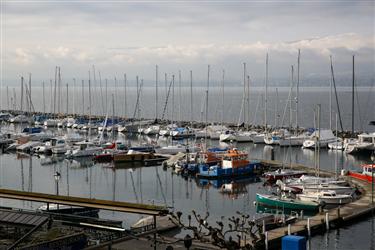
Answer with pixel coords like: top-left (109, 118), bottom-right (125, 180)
top-left (197, 148), bottom-right (261, 179)
top-left (256, 193), bottom-right (321, 211)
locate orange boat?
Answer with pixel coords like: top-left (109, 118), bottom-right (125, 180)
top-left (348, 164), bottom-right (375, 183)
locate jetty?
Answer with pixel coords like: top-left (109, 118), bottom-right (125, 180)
top-left (250, 159), bottom-right (375, 249)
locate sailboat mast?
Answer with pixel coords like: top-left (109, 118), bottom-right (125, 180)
top-left (329, 70), bottom-right (333, 130)
top-left (243, 63), bottom-right (246, 124)
top-left (172, 75), bottom-right (175, 124)
top-left (205, 65), bottom-right (210, 144)
top-left (247, 75), bottom-right (250, 128)
top-left (42, 82), bottom-right (45, 114)
top-left (81, 80), bottom-right (84, 116)
top-left (265, 53), bottom-right (269, 131)
top-left (330, 55), bottom-right (344, 132)
top-left (99, 70), bottom-right (104, 116)
top-left (352, 55), bottom-right (355, 134)
top-left (190, 70), bottom-right (193, 122)
top-left (296, 49), bottom-right (300, 133)
top-left (112, 93), bottom-right (115, 141)
top-left (290, 66), bottom-right (294, 132)
top-left (66, 83), bottom-right (69, 114)
top-left (124, 74), bottom-right (127, 118)
top-left (317, 104), bottom-right (321, 178)
top-left (221, 70), bottom-right (225, 128)
top-left (178, 70), bottom-right (182, 123)
top-left (6, 86), bottom-right (9, 110)
top-left (72, 78), bottom-right (76, 115)
top-left (156, 65), bottom-right (158, 120)
top-left (20, 76), bottom-right (24, 113)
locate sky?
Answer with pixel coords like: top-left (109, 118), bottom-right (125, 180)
top-left (1, 0), bottom-right (374, 86)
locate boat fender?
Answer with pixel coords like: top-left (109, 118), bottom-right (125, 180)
top-left (341, 169), bottom-right (348, 176)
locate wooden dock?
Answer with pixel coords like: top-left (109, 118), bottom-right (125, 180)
top-left (251, 160), bottom-right (375, 249)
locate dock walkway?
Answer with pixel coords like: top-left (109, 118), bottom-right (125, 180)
top-left (252, 160), bottom-right (375, 249)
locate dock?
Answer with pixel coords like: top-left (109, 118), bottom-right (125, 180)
top-left (250, 160), bottom-right (375, 249)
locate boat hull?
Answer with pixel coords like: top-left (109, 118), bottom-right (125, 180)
top-left (256, 193), bottom-right (320, 211)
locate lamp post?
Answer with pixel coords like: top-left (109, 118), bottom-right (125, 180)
top-left (54, 171), bottom-right (61, 210)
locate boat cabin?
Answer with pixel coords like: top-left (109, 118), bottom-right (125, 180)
top-left (222, 148), bottom-right (249, 169)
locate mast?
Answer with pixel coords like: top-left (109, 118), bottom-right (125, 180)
top-left (221, 70), bottom-right (225, 128)
top-left (172, 75), bottom-right (175, 125)
top-left (330, 55), bottom-right (344, 132)
top-left (112, 93), bottom-right (115, 141)
top-left (352, 55), bottom-right (355, 134)
top-left (275, 87), bottom-right (279, 128)
top-left (57, 67), bottom-right (61, 114)
top-left (49, 80), bottom-right (53, 114)
top-left (42, 82), bottom-right (45, 114)
top-left (155, 65), bottom-right (158, 120)
top-left (105, 79), bottom-right (108, 113)
top-left (317, 104), bottom-right (321, 178)
top-left (124, 74), bottom-right (127, 118)
top-left (290, 66), bottom-right (294, 133)
top-left (6, 85), bottom-right (9, 110)
top-left (296, 49), bottom-right (300, 133)
top-left (28, 73), bottom-right (31, 112)
top-left (81, 80), bottom-right (85, 116)
top-left (20, 76), bottom-right (24, 113)
top-left (247, 75), bottom-right (250, 128)
top-left (243, 63), bottom-right (246, 124)
top-left (264, 53), bottom-right (269, 131)
top-left (98, 70), bottom-right (104, 116)
top-left (66, 83), bottom-right (69, 114)
top-left (190, 70), bottom-right (193, 122)
top-left (178, 70), bottom-right (182, 123)
top-left (88, 71), bottom-right (92, 135)
top-left (53, 67), bottom-right (57, 115)
top-left (329, 69), bottom-right (332, 130)
top-left (205, 65), bottom-right (210, 144)
top-left (72, 78), bottom-right (76, 115)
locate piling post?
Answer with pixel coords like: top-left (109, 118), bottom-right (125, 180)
top-left (300, 210), bottom-right (304, 219)
top-left (325, 213), bottom-right (329, 230)
top-left (265, 231), bottom-right (268, 250)
top-left (288, 224), bottom-right (291, 235)
top-left (262, 220), bottom-right (266, 234)
top-left (307, 218), bottom-right (311, 237)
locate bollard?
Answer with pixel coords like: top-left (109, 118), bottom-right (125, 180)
top-left (262, 220), bottom-right (266, 234)
top-left (300, 210), bottom-right (304, 219)
top-left (307, 218), bottom-right (311, 237)
top-left (325, 213), bottom-right (329, 230)
top-left (265, 231), bottom-right (268, 250)
top-left (288, 224), bottom-right (291, 235)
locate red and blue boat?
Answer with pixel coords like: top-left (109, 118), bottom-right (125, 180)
top-left (348, 164), bottom-right (375, 183)
top-left (196, 148), bottom-right (261, 179)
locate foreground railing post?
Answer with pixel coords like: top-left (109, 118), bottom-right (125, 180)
top-left (307, 218), bottom-right (311, 237)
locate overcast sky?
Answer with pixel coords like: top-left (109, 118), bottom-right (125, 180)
top-left (1, 0), bottom-right (374, 86)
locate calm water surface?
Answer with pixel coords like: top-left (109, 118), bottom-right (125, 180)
top-left (0, 124), bottom-right (374, 249)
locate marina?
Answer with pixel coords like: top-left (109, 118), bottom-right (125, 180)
top-left (1, 1), bottom-right (374, 249)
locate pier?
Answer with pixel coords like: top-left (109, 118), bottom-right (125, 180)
top-left (252, 159), bottom-right (375, 249)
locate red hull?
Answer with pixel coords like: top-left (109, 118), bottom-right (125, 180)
top-left (348, 171), bottom-right (373, 183)
top-left (94, 154), bottom-right (114, 162)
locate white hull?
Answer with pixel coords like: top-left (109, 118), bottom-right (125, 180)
top-left (219, 133), bottom-right (236, 142)
top-left (251, 133), bottom-right (266, 144)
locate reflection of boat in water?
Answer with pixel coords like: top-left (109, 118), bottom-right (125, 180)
top-left (38, 204), bottom-right (99, 217)
top-left (256, 203), bottom-right (317, 217)
top-left (68, 157), bottom-right (95, 168)
top-left (197, 176), bottom-right (260, 189)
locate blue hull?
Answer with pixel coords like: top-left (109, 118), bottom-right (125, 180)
top-left (197, 161), bottom-right (261, 179)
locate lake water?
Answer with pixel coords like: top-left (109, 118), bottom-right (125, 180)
top-left (0, 85), bottom-right (374, 249)
top-left (0, 124), bottom-right (374, 249)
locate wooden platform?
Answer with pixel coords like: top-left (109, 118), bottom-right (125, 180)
top-left (250, 163), bottom-right (375, 249)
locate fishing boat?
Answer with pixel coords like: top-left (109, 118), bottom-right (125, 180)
top-left (263, 169), bottom-right (307, 182)
top-left (256, 193), bottom-right (320, 211)
top-left (197, 148), bottom-right (261, 179)
top-left (347, 164), bottom-right (375, 183)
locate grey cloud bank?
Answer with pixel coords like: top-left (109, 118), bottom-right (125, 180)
top-left (2, 1), bottom-right (374, 86)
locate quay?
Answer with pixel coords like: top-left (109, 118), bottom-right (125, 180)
top-left (252, 159), bottom-right (375, 250)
